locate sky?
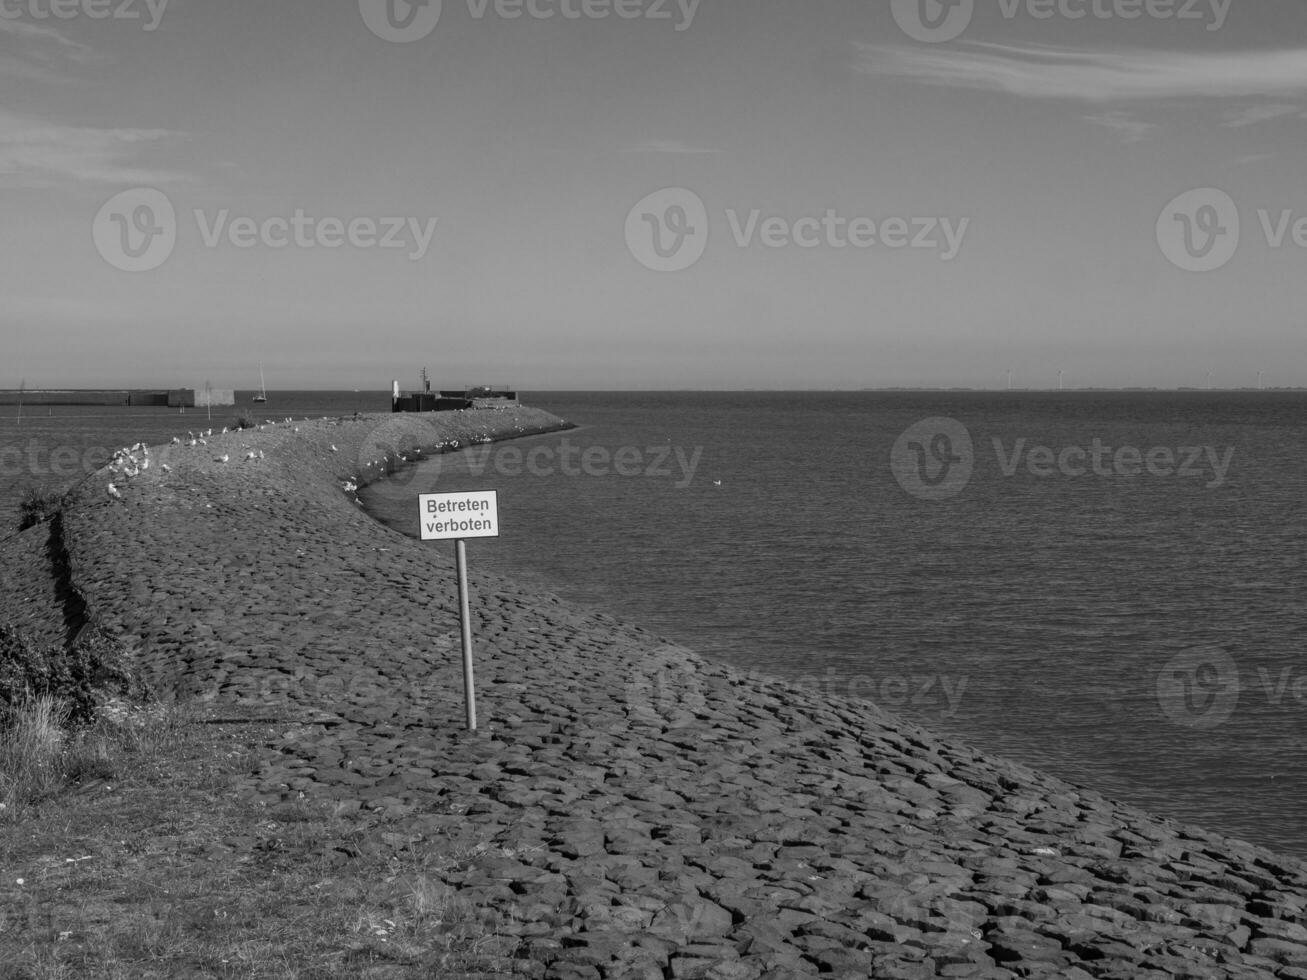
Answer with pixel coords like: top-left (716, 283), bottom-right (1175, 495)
top-left (2, 0), bottom-right (1306, 390)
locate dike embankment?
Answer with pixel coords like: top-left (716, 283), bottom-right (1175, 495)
top-left (3, 410), bottom-right (1307, 978)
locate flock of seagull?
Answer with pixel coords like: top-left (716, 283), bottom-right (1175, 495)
top-left (105, 418), bottom-right (303, 502)
top-left (339, 433), bottom-right (499, 496)
top-left (105, 417), bottom-right (541, 505)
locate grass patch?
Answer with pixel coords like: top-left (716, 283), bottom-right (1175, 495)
top-left (0, 703), bottom-right (533, 979)
top-left (0, 626), bottom-right (138, 730)
top-left (16, 488), bottom-right (64, 533)
top-left (0, 697), bottom-right (67, 810)
top-left (0, 696), bottom-right (180, 818)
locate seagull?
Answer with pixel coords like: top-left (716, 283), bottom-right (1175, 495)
top-left (329, 445), bottom-right (338, 453)
top-left (245, 451), bottom-right (257, 460)
top-left (713, 480), bottom-right (722, 487)
top-left (107, 483), bottom-right (122, 500)
top-left (161, 464), bottom-right (171, 473)
top-left (171, 436), bottom-right (181, 445)
top-left (215, 454), bottom-right (229, 463)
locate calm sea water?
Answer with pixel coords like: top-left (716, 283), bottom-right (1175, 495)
top-left (3, 391), bottom-right (1304, 856)
top-left (362, 391), bottom-right (1307, 858)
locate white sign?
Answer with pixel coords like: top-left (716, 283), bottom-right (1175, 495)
top-left (419, 491), bottom-right (499, 540)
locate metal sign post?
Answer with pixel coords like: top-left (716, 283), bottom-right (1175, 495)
top-left (420, 491), bottom-right (500, 731)
top-left (455, 538), bottom-right (476, 730)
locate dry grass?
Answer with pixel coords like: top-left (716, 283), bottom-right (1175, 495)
top-left (0, 697), bottom-right (68, 810)
top-left (0, 700), bottom-right (531, 979)
top-left (15, 487), bottom-right (64, 532)
top-left (0, 697), bottom-right (181, 819)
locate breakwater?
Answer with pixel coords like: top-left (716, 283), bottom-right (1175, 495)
top-left (2, 411), bottom-right (1307, 977)
top-left (0, 388), bottom-right (234, 407)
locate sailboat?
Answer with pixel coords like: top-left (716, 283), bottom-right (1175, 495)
top-left (252, 365), bottom-right (268, 403)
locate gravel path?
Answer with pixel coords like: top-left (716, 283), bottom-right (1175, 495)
top-left (3, 409), bottom-right (1306, 978)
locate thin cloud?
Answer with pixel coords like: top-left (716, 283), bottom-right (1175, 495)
top-left (855, 42), bottom-right (1307, 103)
top-left (0, 17), bottom-right (98, 79)
top-left (1222, 102), bottom-right (1306, 127)
top-left (1083, 111), bottom-right (1154, 142)
top-left (621, 140), bottom-right (721, 155)
top-left (0, 110), bottom-right (184, 187)
top-left (0, 17), bottom-right (94, 54)
top-left (0, 53), bottom-right (69, 84)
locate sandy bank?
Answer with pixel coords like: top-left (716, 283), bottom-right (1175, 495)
top-left (2, 410), bottom-right (1307, 977)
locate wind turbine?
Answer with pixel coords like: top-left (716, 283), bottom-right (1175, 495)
top-left (1058, 370), bottom-right (1065, 391)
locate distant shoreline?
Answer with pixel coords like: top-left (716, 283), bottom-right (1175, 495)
top-left (5, 387), bottom-right (1307, 402)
